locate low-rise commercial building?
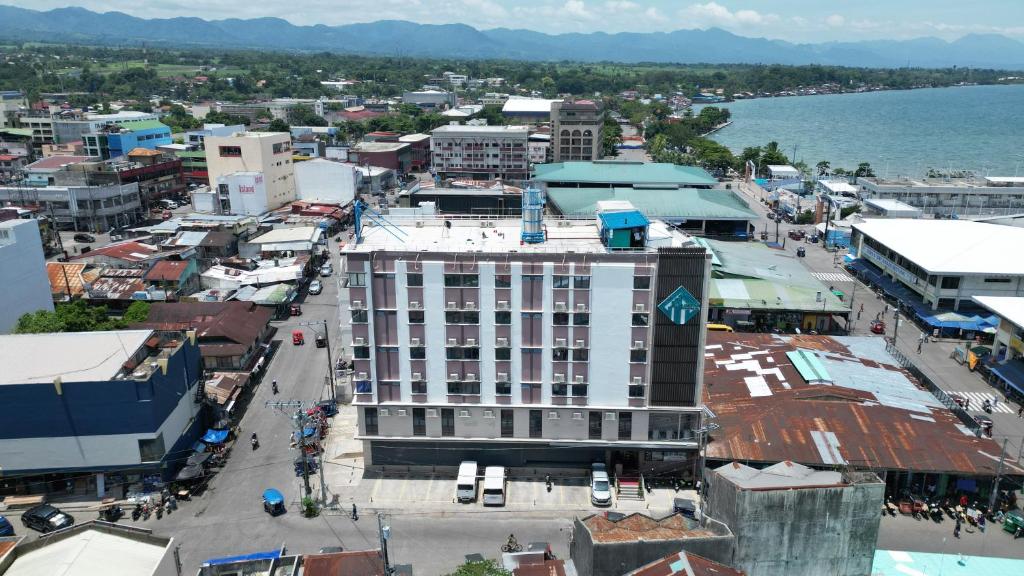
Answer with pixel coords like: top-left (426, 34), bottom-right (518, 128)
top-left (343, 211), bottom-right (711, 471)
top-left (702, 333), bottom-right (1024, 497)
top-left (856, 175), bottom-right (1024, 217)
top-left (430, 125), bottom-right (529, 181)
top-left (0, 180), bottom-right (142, 233)
top-left (502, 97), bottom-right (562, 122)
top-left (0, 330), bottom-right (203, 494)
top-left (240, 226), bottom-right (322, 259)
top-left (534, 161), bottom-right (717, 190)
top-left (402, 89), bottom-right (456, 109)
top-left (82, 120), bottom-right (173, 159)
top-left (849, 219), bottom-right (1024, 314)
top-left (348, 141), bottom-right (411, 174)
top-left (971, 296), bottom-right (1024, 399)
top-left (398, 133), bottom-right (431, 170)
top-left (53, 111), bottom-right (159, 145)
top-left (0, 219), bottom-right (54, 332)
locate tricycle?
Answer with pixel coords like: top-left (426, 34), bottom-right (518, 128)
top-left (263, 488), bottom-right (286, 516)
top-left (97, 503), bottom-right (123, 522)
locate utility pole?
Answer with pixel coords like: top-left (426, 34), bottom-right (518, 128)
top-left (989, 438), bottom-right (1008, 512)
top-left (378, 513), bottom-right (393, 574)
top-left (266, 400), bottom-right (312, 497)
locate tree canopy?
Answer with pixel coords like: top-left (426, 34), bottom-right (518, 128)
top-left (14, 301), bottom-right (150, 334)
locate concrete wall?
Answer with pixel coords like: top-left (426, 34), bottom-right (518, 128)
top-left (295, 159), bottom-right (358, 205)
top-left (0, 219), bottom-right (54, 333)
top-left (704, 475), bottom-right (884, 576)
top-left (570, 517), bottom-right (734, 576)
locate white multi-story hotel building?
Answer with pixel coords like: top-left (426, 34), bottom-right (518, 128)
top-left (205, 131), bottom-right (296, 215)
top-left (341, 210), bottom-right (711, 474)
top-left (430, 125), bottom-right (529, 182)
top-left (856, 176), bottom-right (1024, 217)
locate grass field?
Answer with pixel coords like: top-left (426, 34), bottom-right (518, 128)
top-left (80, 60), bottom-right (246, 78)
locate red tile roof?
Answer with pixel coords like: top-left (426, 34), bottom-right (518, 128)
top-left (703, 333), bottom-right (1024, 476)
top-left (135, 301), bottom-right (272, 357)
top-left (625, 551), bottom-right (746, 576)
top-left (144, 260), bottom-right (190, 282)
top-left (303, 550), bottom-right (385, 576)
top-left (72, 240), bottom-right (162, 263)
top-left (582, 513), bottom-right (711, 543)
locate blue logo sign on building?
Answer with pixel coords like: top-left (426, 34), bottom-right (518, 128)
top-left (658, 286), bottom-right (701, 325)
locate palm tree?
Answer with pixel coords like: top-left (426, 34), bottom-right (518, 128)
top-left (815, 160), bottom-right (831, 177)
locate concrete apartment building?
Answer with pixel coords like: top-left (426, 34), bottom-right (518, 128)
top-left (0, 219), bottom-right (54, 333)
top-left (551, 100), bottom-right (605, 162)
top-left (0, 90), bottom-right (26, 128)
top-left (52, 111), bottom-right (159, 145)
top-left (343, 206), bottom-right (712, 471)
top-left (430, 125), bottom-right (530, 181)
top-left (856, 175), bottom-right (1024, 217)
top-left (205, 131), bottom-right (296, 216)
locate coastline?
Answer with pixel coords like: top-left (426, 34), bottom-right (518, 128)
top-left (694, 81), bottom-right (1024, 108)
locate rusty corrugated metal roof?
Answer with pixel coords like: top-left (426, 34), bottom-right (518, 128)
top-left (703, 333), bottom-right (1024, 477)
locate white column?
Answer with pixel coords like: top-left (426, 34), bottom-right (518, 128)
top-left (95, 472), bottom-right (106, 498)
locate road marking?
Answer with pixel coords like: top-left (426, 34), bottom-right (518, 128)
top-left (812, 272), bottom-right (854, 283)
top-left (949, 391), bottom-right (1015, 413)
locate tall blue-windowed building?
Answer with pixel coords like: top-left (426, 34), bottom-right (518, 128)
top-left (83, 120), bottom-right (173, 159)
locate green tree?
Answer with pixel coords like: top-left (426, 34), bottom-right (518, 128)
top-left (601, 116), bottom-right (622, 157)
top-left (446, 560), bottom-right (511, 576)
top-left (854, 162), bottom-right (876, 177)
top-left (122, 301), bottom-right (151, 324)
top-left (266, 118), bottom-right (290, 133)
top-left (815, 160), bottom-right (831, 176)
top-left (840, 204), bottom-right (862, 219)
top-left (14, 300), bottom-right (125, 334)
top-left (14, 309), bottom-right (66, 334)
top-left (288, 105), bottom-right (327, 127)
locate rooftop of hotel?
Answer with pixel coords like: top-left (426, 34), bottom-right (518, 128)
top-left (343, 215), bottom-right (692, 255)
top-left (859, 175), bottom-right (1024, 188)
top-left (431, 124), bottom-right (530, 135)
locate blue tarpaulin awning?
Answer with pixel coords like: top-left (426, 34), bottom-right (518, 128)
top-left (201, 550), bottom-right (281, 567)
top-left (201, 429), bottom-right (229, 444)
top-left (302, 426), bottom-right (317, 438)
top-left (990, 360), bottom-right (1024, 397)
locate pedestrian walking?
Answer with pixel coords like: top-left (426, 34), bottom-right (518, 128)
top-left (1017, 405), bottom-right (1023, 418)
top-left (917, 339), bottom-right (923, 354)
top-left (993, 397), bottom-right (999, 410)
top-left (954, 518), bottom-right (961, 538)
top-left (965, 398), bottom-right (970, 411)
top-left (884, 304), bottom-right (889, 315)
top-left (352, 503), bottom-right (358, 521)
top-left (978, 514), bottom-right (986, 533)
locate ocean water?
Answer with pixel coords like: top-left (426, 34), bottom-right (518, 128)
top-left (699, 84), bottom-right (1024, 178)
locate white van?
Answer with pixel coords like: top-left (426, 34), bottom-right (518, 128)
top-left (482, 466), bottom-right (506, 506)
top-left (456, 461), bottom-right (478, 503)
top-left (158, 199), bottom-right (178, 210)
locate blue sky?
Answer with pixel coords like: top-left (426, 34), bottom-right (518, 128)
top-left (11, 1), bottom-right (1024, 42)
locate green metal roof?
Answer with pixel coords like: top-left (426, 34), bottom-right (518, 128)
top-left (534, 161), bottom-right (717, 186)
top-left (546, 186), bottom-right (757, 221)
top-left (786, 349), bottom-right (833, 384)
top-left (0, 127), bottom-right (34, 137)
top-left (704, 238), bottom-right (850, 313)
top-left (116, 119), bottom-right (170, 131)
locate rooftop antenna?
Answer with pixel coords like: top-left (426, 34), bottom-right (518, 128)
top-left (354, 199), bottom-right (407, 245)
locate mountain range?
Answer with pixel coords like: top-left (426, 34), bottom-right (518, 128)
top-left (2, 5), bottom-right (1024, 69)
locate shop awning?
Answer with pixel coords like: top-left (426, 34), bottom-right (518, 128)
top-left (201, 429), bottom-right (229, 444)
top-left (186, 451), bottom-right (212, 467)
top-left (990, 360), bottom-right (1024, 397)
top-left (175, 463), bottom-right (204, 481)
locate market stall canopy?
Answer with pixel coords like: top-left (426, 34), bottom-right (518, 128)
top-left (175, 463), bottom-right (204, 481)
top-left (186, 451), bottom-right (212, 467)
top-left (201, 429), bottom-right (229, 444)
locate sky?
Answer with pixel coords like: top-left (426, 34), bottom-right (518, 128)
top-left (8, 1), bottom-right (1024, 42)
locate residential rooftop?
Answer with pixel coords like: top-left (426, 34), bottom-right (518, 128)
top-left (534, 161), bottom-right (717, 188)
top-left (625, 550), bottom-right (746, 576)
top-left (702, 333), bottom-right (1024, 476)
top-left (0, 330), bottom-right (154, 385)
top-left (972, 296), bottom-right (1024, 329)
top-left (852, 219), bottom-right (1024, 276)
top-left (247, 226), bottom-right (321, 244)
top-left (501, 97), bottom-right (562, 114)
top-left (580, 513), bottom-right (712, 544)
top-left (351, 141), bottom-right (410, 153)
top-left (24, 155), bottom-right (93, 171)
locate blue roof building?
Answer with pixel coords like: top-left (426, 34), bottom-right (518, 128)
top-left (83, 120), bottom-right (173, 159)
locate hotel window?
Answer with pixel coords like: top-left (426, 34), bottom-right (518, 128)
top-left (573, 313), bottom-right (590, 326)
top-left (496, 347), bottom-right (511, 361)
top-left (588, 412), bottom-right (602, 439)
top-left (351, 309), bottom-right (368, 323)
top-left (574, 275), bottom-right (591, 289)
top-left (553, 312), bottom-right (569, 326)
top-left (529, 409), bottom-right (543, 438)
top-left (618, 412), bottom-right (632, 440)
top-left (408, 310), bottom-right (424, 324)
top-left (630, 349), bottom-right (647, 363)
top-left (572, 348), bottom-right (589, 362)
top-left (444, 274), bottom-right (479, 287)
top-left (633, 276), bottom-right (651, 290)
top-left (410, 346), bottom-right (426, 359)
top-left (632, 313), bottom-right (649, 327)
top-left (553, 275), bottom-right (570, 289)
top-left (364, 408), bottom-right (378, 436)
top-left (552, 348), bottom-right (569, 362)
top-left (406, 273), bottom-right (423, 287)
top-left (495, 275), bottom-right (512, 288)
top-left (412, 380), bottom-right (427, 394)
top-left (500, 409), bottom-right (515, 437)
top-left (495, 311), bottom-right (511, 324)
top-left (348, 272), bottom-right (366, 287)
top-left (354, 346), bottom-right (370, 359)
top-left (412, 408), bottom-right (426, 436)
top-left (218, 146), bottom-right (242, 157)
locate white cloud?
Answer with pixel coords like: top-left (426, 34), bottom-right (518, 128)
top-left (645, 7), bottom-right (667, 22)
top-left (462, 0), bottom-right (508, 19)
top-left (825, 14), bottom-right (845, 27)
top-left (603, 0), bottom-right (639, 11)
top-left (681, 2), bottom-right (778, 27)
top-left (564, 0), bottom-right (594, 19)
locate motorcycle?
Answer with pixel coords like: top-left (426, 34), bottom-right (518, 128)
top-left (982, 400), bottom-right (993, 413)
top-left (132, 504), bottom-right (142, 521)
top-left (251, 437), bottom-right (259, 450)
top-left (272, 381), bottom-right (279, 394)
top-left (545, 475), bottom-right (552, 493)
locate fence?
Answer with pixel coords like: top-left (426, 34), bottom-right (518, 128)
top-left (886, 341), bottom-right (981, 436)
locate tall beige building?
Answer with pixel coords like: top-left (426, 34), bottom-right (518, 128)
top-left (551, 100), bottom-right (605, 162)
top-left (205, 132), bottom-right (296, 215)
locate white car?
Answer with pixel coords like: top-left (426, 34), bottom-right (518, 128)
top-left (308, 280), bottom-right (323, 295)
top-left (319, 265), bottom-right (333, 277)
top-left (591, 463), bottom-right (612, 506)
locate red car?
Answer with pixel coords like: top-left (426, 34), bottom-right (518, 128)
top-left (870, 320), bottom-right (886, 334)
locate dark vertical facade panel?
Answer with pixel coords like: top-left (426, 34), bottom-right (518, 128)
top-left (650, 247), bottom-right (708, 407)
